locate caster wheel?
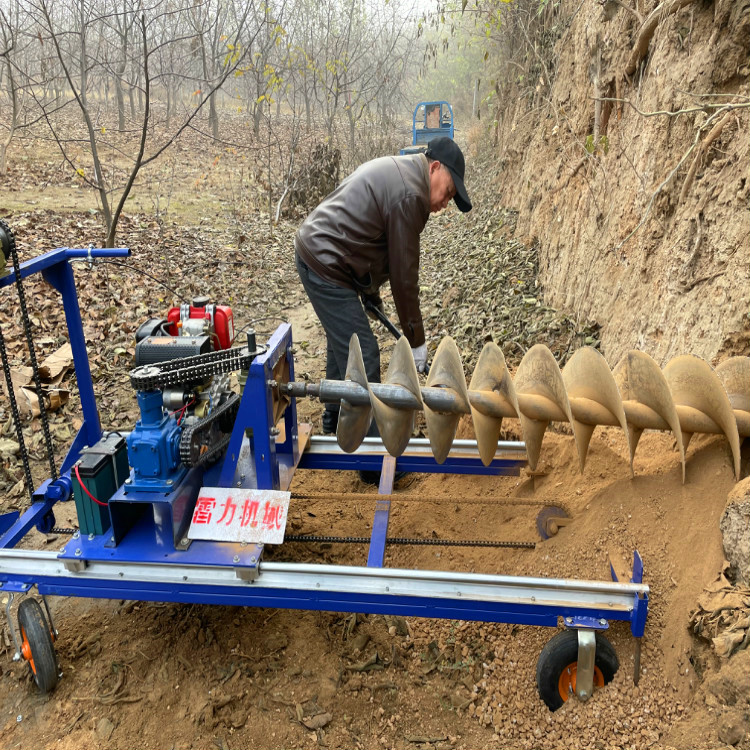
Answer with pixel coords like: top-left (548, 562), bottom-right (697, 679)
top-left (536, 506), bottom-right (569, 540)
top-left (18, 598), bottom-right (59, 694)
top-left (536, 629), bottom-right (618, 711)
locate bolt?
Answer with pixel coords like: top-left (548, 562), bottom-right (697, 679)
top-left (73, 531), bottom-right (80, 539)
top-left (236, 481), bottom-right (242, 487)
top-left (599, 619), bottom-right (607, 626)
top-left (566, 617), bottom-right (573, 624)
top-left (166, 479), bottom-right (173, 486)
top-left (269, 427), bottom-right (280, 437)
top-left (110, 536), bottom-right (115, 543)
top-left (74, 548), bottom-right (82, 556)
top-left (16, 715), bottom-right (22, 723)
top-left (125, 478), bottom-right (132, 485)
top-left (179, 538), bottom-right (189, 547)
top-left (88, 533), bottom-right (95, 541)
top-left (233, 555), bottom-right (240, 563)
top-left (267, 379), bottom-right (278, 388)
top-left (250, 556), bottom-right (257, 564)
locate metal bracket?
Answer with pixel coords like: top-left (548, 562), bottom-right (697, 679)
top-left (63, 559), bottom-right (87, 573)
top-left (0, 581), bottom-right (31, 592)
top-left (4, 592), bottom-right (22, 661)
top-left (234, 566), bottom-right (259, 582)
top-left (576, 628), bottom-right (596, 701)
top-left (564, 615), bottom-right (609, 630)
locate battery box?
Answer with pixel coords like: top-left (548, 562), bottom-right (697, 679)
top-left (72, 434), bottom-right (129, 536)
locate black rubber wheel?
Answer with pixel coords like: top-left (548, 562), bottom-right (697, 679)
top-left (18, 598), bottom-right (59, 694)
top-left (536, 629), bottom-right (618, 711)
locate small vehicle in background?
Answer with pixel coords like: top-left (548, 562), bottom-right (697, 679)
top-left (399, 100), bottom-right (454, 155)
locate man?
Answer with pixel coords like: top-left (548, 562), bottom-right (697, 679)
top-left (295, 136), bottom-right (472, 468)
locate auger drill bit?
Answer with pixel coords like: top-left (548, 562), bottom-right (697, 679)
top-left (469, 343), bottom-right (520, 467)
top-left (424, 337), bottom-right (470, 463)
top-left (282, 336), bottom-right (750, 482)
top-left (563, 346), bottom-right (632, 475)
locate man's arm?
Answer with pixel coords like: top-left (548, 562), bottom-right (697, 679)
top-left (385, 196), bottom-right (427, 348)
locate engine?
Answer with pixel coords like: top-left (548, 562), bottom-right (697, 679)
top-left (127, 297), bottom-right (238, 491)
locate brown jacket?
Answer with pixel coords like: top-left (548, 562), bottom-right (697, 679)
top-left (295, 153), bottom-right (430, 347)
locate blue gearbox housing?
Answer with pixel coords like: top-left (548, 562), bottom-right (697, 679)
top-left (126, 389), bottom-right (186, 492)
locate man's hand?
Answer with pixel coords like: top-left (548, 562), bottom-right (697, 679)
top-left (411, 343), bottom-right (428, 373)
top-left (363, 295), bottom-right (385, 322)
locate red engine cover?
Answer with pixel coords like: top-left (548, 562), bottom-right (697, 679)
top-left (166, 304), bottom-right (234, 350)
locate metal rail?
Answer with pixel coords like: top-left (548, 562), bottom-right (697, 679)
top-left (305, 434), bottom-right (526, 458)
top-left (0, 549), bottom-right (649, 634)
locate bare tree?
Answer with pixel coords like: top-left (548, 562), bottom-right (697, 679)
top-left (0, 3), bottom-right (24, 173)
top-left (27, 0), bottom-right (254, 245)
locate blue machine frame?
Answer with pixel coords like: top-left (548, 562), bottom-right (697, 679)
top-left (0, 246), bottom-right (649, 673)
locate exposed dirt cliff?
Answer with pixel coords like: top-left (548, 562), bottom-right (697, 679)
top-left (491, 0), bottom-right (750, 366)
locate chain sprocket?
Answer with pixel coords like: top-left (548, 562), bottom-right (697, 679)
top-left (129, 344), bottom-right (263, 391)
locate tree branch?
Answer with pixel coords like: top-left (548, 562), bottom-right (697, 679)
top-left (624, 0), bottom-right (696, 77)
top-left (612, 104), bottom-right (739, 255)
top-left (107, 13), bottom-right (150, 249)
top-left (591, 97), bottom-right (750, 119)
top-left (678, 110), bottom-right (734, 204)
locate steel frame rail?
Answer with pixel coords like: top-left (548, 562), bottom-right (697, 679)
top-left (0, 549), bottom-right (649, 635)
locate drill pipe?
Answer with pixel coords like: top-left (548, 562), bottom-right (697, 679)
top-left (284, 379), bottom-right (750, 439)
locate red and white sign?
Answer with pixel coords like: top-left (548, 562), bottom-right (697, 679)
top-left (187, 488), bottom-right (290, 545)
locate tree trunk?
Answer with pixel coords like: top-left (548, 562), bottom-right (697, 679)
top-left (78, 0), bottom-right (87, 105)
top-left (253, 100), bottom-right (262, 137)
top-left (0, 57), bottom-right (18, 173)
top-left (115, 75), bottom-right (126, 131)
top-left (209, 92), bottom-right (219, 140)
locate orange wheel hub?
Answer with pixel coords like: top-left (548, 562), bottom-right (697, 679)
top-left (557, 662), bottom-right (605, 702)
top-left (20, 627), bottom-right (37, 674)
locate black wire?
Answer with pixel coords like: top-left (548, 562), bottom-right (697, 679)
top-left (95, 260), bottom-right (189, 303)
top-left (232, 317), bottom-right (288, 344)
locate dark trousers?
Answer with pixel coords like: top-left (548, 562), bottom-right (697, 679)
top-left (295, 254), bottom-right (381, 424)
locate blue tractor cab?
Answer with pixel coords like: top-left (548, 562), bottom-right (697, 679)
top-left (400, 101), bottom-right (454, 155)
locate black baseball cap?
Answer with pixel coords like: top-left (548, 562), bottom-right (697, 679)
top-left (425, 137), bottom-right (472, 212)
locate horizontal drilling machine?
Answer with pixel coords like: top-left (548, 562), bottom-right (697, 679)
top-left (0, 224), bottom-right (747, 709)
